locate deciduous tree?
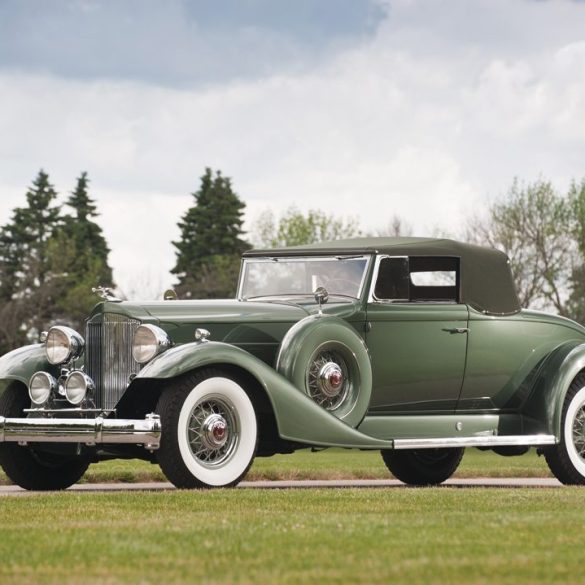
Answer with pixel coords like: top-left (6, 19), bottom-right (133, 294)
top-left (253, 207), bottom-right (361, 248)
top-left (465, 178), bottom-right (574, 313)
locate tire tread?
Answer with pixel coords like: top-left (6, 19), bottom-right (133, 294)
top-left (381, 448), bottom-right (464, 486)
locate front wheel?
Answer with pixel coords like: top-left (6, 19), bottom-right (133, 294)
top-left (0, 384), bottom-right (90, 490)
top-left (381, 448), bottom-right (464, 486)
top-left (545, 376), bottom-right (585, 485)
top-left (156, 369), bottom-right (258, 488)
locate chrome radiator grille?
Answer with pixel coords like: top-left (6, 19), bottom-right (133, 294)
top-left (85, 313), bottom-right (141, 410)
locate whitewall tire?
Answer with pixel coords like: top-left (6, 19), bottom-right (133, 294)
top-left (563, 386), bottom-right (585, 477)
top-left (545, 376), bottom-right (585, 485)
top-left (156, 370), bottom-right (258, 488)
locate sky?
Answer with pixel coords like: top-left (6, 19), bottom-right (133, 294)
top-left (1, 0), bottom-right (584, 298)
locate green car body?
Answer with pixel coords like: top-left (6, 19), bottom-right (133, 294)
top-left (2, 237), bottom-right (585, 489)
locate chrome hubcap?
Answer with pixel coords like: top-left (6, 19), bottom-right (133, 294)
top-left (187, 397), bottom-right (238, 467)
top-left (572, 405), bottom-right (585, 458)
top-left (307, 350), bottom-right (350, 411)
top-left (201, 413), bottom-right (229, 450)
top-left (318, 362), bottom-right (344, 398)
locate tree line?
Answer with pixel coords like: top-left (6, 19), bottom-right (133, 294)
top-left (0, 171), bottom-right (113, 353)
top-left (0, 167), bottom-right (584, 354)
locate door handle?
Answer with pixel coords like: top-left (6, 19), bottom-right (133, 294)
top-left (442, 327), bottom-right (469, 334)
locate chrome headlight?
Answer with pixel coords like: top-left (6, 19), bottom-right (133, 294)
top-left (132, 324), bottom-right (171, 364)
top-left (45, 326), bottom-right (84, 365)
top-left (29, 372), bottom-right (57, 406)
top-left (65, 371), bottom-right (94, 405)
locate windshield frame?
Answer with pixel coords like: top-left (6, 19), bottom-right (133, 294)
top-left (237, 254), bottom-right (373, 301)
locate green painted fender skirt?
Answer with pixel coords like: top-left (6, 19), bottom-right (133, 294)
top-left (137, 340), bottom-right (390, 449)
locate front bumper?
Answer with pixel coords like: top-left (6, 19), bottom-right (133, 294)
top-left (0, 414), bottom-right (161, 451)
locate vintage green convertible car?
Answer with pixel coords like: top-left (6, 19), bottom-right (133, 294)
top-left (1, 237), bottom-right (585, 490)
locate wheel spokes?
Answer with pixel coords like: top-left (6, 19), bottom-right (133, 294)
top-left (571, 405), bottom-right (585, 460)
top-left (187, 396), bottom-right (238, 467)
top-left (307, 349), bottom-right (350, 411)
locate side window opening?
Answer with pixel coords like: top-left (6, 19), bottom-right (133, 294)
top-left (374, 257), bottom-right (409, 300)
top-left (373, 256), bottom-right (460, 303)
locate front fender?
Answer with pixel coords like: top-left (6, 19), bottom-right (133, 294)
top-left (0, 344), bottom-right (56, 391)
top-left (137, 341), bottom-right (392, 449)
top-left (523, 340), bottom-right (585, 438)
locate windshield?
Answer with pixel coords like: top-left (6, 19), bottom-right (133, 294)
top-left (239, 255), bottom-right (370, 300)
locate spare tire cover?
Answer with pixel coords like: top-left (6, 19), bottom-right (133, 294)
top-left (276, 315), bottom-right (372, 428)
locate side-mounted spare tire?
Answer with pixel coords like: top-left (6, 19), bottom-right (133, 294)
top-left (276, 315), bottom-right (372, 428)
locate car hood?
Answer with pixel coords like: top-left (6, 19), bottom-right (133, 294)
top-left (91, 297), bottom-right (363, 326)
top-left (91, 299), bottom-right (307, 325)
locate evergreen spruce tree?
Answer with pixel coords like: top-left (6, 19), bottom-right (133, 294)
top-left (0, 170), bottom-right (116, 351)
top-left (62, 172), bottom-right (113, 285)
top-left (0, 170), bottom-right (63, 350)
top-left (56, 172), bottom-right (114, 330)
top-left (172, 168), bottom-right (250, 298)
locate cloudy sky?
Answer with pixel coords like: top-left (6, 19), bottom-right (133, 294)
top-left (1, 0), bottom-right (584, 297)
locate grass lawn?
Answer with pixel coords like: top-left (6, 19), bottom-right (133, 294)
top-left (0, 446), bottom-right (554, 485)
top-left (82, 446), bottom-right (553, 483)
top-left (0, 487), bottom-right (583, 585)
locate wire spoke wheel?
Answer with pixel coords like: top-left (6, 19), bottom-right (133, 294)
top-left (156, 371), bottom-right (258, 489)
top-left (276, 315), bottom-right (372, 427)
top-left (187, 396), bottom-right (239, 468)
top-left (306, 349), bottom-right (350, 411)
top-left (572, 406), bottom-right (585, 457)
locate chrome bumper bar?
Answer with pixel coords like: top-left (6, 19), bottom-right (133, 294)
top-left (0, 414), bottom-right (161, 451)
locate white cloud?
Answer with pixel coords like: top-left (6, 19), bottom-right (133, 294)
top-left (0, 0), bottom-right (584, 298)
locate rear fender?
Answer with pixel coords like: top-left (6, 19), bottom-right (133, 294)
top-left (136, 341), bottom-right (391, 449)
top-left (522, 340), bottom-right (585, 438)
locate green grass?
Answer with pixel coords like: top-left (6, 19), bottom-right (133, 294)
top-left (0, 447), bottom-right (554, 485)
top-left (0, 487), bottom-right (583, 584)
top-left (84, 446), bottom-right (553, 483)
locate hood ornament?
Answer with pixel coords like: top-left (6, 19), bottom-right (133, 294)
top-left (92, 286), bottom-right (122, 302)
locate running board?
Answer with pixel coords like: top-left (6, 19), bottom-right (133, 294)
top-left (393, 434), bottom-right (556, 450)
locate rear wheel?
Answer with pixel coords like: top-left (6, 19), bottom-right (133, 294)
top-left (156, 369), bottom-right (258, 488)
top-left (0, 384), bottom-right (90, 491)
top-left (545, 375), bottom-right (585, 485)
top-left (381, 448), bottom-right (464, 486)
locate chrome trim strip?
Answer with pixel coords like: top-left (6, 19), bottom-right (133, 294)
top-left (393, 434), bottom-right (556, 450)
top-left (0, 413), bottom-right (161, 450)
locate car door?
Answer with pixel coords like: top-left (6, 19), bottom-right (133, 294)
top-left (365, 255), bottom-right (469, 414)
